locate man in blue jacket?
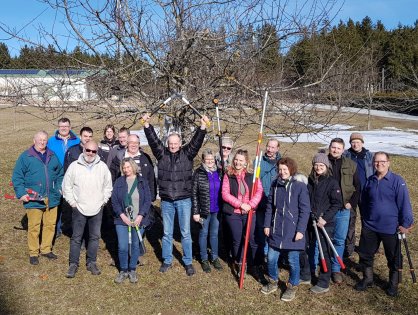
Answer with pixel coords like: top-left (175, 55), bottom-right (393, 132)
top-left (48, 117), bottom-right (80, 237)
top-left (355, 151), bottom-right (414, 297)
top-left (12, 131), bottom-right (64, 265)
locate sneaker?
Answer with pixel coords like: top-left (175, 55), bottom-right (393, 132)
top-left (281, 283), bottom-right (298, 302)
top-left (185, 264), bottom-right (195, 276)
top-left (332, 272), bottom-right (343, 284)
top-left (114, 271), bottom-right (128, 284)
top-left (299, 278), bottom-right (311, 285)
top-left (29, 256), bottom-right (39, 265)
top-left (86, 262), bottom-right (101, 275)
top-left (128, 270), bottom-right (138, 283)
top-left (159, 263), bottom-right (172, 273)
top-left (66, 263), bottom-right (78, 278)
top-left (310, 285), bottom-right (330, 294)
top-left (201, 260), bottom-right (211, 273)
top-left (211, 258), bottom-right (223, 271)
top-left (41, 252), bottom-right (58, 260)
top-left (261, 279), bottom-right (278, 295)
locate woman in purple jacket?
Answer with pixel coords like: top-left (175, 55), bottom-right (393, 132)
top-left (192, 149), bottom-right (223, 273)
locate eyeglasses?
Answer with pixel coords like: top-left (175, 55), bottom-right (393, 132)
top-left (85, 149), bottom-right (97, 154)
top-left (58, 125), bottom-right (70, 128)
top-left (374, 161), bottom-right (388, 165)
top-left (222, 146), bottom-right (232, 150)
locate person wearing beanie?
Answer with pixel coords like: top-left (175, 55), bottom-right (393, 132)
top-left (300, 152), bottom-right (342, 293)
top-left (327, 138), bottom-right (360, 284)
top-left (343, 132), bottom-right (374, 259)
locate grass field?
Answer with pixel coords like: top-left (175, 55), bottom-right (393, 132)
top-left (0, 106), bottom-right (417, 315)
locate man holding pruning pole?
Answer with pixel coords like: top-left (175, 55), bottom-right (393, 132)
top-left (141, 97), bottom-right (209, 276)
top-left (355, 151), bottom-right (414, 297)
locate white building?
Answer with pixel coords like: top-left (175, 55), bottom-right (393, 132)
top-left (0, 69), bottom-right (98, 102)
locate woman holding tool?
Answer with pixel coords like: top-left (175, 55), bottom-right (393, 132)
top-left (300, 153), bottom-right (342, 294)
top-left (222, 149), bottom-right (263, 279)
top-left (111, 158), bottom-right (151, 284)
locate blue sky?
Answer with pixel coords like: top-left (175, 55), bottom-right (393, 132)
top-left (0, 0), bottom-right (417, 56)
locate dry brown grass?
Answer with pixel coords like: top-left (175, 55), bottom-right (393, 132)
top-left (0, 106), bottom-right (417, 315)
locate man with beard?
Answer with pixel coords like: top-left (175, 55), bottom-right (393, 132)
top-left (63, 141), bottom-right (112, 278)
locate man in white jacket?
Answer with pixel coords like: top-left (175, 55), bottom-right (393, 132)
top-left (63, 141), bottom-right (112, 278)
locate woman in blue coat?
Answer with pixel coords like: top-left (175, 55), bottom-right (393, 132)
top-left (111, 158), bottom-right (151, 284)
top-left (261, 157), bottom-right (310, 302)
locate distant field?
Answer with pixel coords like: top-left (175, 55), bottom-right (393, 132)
top-left (0, 106), bottom-right (417, 315)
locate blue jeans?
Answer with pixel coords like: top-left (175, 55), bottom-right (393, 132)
top-left (115, 224), bottom-right (145, 271)
top-left (199, 212), bottom-right (220, 261)
top-left (161, 198), bottom-right (192, 265)
top-left (331, 209), bottom-right (350, 272)
top-left (267, 247), bottom-right (300, 286)
top-left (69, 207), bottom-right (103, 265)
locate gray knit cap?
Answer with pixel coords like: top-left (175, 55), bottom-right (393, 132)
top-left (312, 153), bottom-right (330, 168)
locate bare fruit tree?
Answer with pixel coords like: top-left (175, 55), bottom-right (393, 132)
top-left (0, 0), bottom-right (345, 142)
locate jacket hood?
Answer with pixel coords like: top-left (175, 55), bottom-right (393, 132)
top-left (76, 152), bottom-right (101, 166)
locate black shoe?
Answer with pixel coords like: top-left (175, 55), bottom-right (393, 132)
top-left (66, 263), bottom-right (78, 278)
top-left (86, 262), bottom-right (101, 275)
top-left (41, 252), bottom-right (58, 260)
top-left (201, 260), bottom-right (211, 273)
top-left (29, 256), bottom-right (39, 265)
top-left (159, 263), bottom-right (172, 273)
top-left (185, 264), bottom-right (195, 276)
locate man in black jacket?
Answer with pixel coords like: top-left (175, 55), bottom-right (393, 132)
top-left (142, 113), bottom-right (209, 276)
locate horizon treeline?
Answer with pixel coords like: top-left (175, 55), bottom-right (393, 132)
top-left (0, 16), bottom-right (417, 96)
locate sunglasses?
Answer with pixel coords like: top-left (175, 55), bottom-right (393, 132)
top-left (222, 146), bottom-right (232, 150)
top-left (85, 149), bottom-right (97, 154)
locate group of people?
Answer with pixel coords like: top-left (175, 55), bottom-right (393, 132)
top-left (12, 115), bottom-right (414, 300)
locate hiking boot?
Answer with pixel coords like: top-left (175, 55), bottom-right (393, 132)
top-left (29, 256), bottom-right (39, 265)
top-left (310, 285), bottom-right (330, 294)
top-left (114, 271), bottom-right (128, 284)
top-left (185, 264), bottom-right (195, 276)
top-left (66, 263), bottom-right (78, 278)
top-left (332, 272), bottom-right (343, 284)
top-left (386, 270), bottom-right (399, 297)
top-left (201, 260), bottom-right (211, 273)
top-left (211, 258), bottom-right (223, 270)
top-left (41, 252), bottom-right (58, 260)
top-left (281, 283), bottom-right (298, 302)
top-left (299, 278), bottom-right (311, 285)
top-left (86, 262), bottom-right (101, 275)
top-left (261, 279), bottom-right (278, 295)
top-left (159, 263), bottom-right (172, 273)
top-left (128, 271), bottom-right (138, 283)
top-left (354, 267), bottom-right (374, 291)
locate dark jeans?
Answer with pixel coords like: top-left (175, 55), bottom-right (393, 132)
top-left (358, 225), bottom-right (399, 272)
top-left (69, 207), bottom-right (103, 266)
top-left (225, 212), bottom-right (257, 265)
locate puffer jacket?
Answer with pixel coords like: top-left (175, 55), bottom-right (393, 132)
top-left (144, 124), bottom-right (206, 201)
top-left (111, 175), bottom-right (152, 227)
top-left (264, 174), bottom-right (310, 250)
top-left (192, 165), bottom-right (221, 217)
top-left (12, 146), bottom-right (63, 209)
top-left (308, 172), bottom-right (342, 226)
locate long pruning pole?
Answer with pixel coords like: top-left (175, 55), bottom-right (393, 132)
top-left (400, 232), bottom-right (417, 283)
top-left (239, 90), bottom-right (269, 289)
top-left (213, 96), bottom-right (224, 175)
